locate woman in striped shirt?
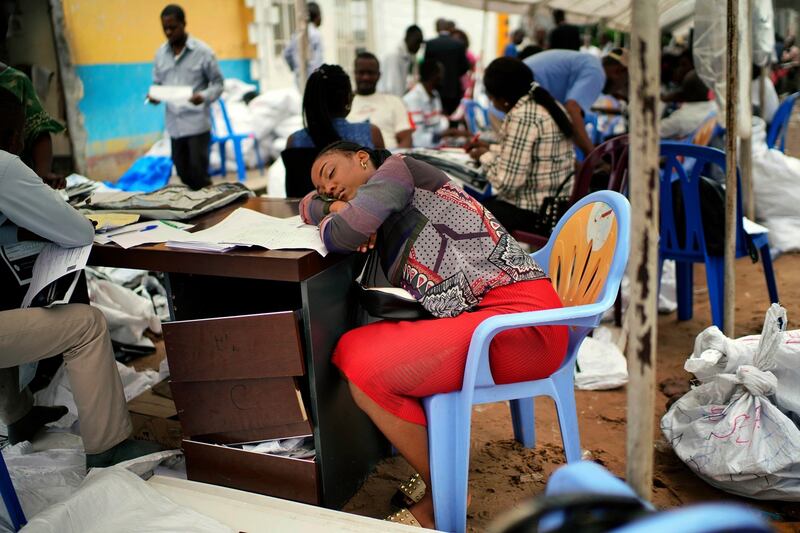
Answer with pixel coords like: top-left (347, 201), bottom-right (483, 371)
top-left (468, 57), bottom-right (576, 234)
top-left (300, 141), bottom-right (567, 527)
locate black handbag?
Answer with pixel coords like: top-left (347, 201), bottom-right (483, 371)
top-left (354, 247), bottom-right (430, 320)
top-left (531, 172), bottom-right (574, 235)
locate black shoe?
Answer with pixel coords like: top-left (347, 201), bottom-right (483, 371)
top-left (7, 405), bottom-right (69, 445)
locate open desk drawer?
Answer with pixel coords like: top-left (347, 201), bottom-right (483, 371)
top-left (163, 312), bottom-right (318, 503)
top-left (183, 438), bottom-right (318, 505)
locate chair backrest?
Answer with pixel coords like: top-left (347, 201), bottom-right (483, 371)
top-left (766, 91), bottom-right (799, 152)
top-left (658, 141), bottom-right (747, 258)
top-left (571, 135), bottom-right (630, 204)
top-left (533, 191), bottom-right (630, 311)
top-left (462, 99), bottom-right (489, 134)
top-left (281, 147), bottom-right (321, 198)
top-left (210, 99), bottom-right (235, 138)
top-left (690, 113), bottom-right (719, 146)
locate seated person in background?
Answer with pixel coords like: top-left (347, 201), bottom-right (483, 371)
top-left (468, 58), bottom-right (575, 234)
top-left (403, 60), bottom-right (468, 148)
top-left (524, 48), bottom-right (628, 155)
top-left (660, 70), bottom-right (717, 140)
top-left (300, 141), bottom-right (567, 528)
top-left (0, 62), bottom-right (66, 188)
top-left (0, 87), bottom-right (159, 467)
top-left (349, 52), bottom-right (413, 150)
top-left (287, 64), bottom-right (384, 150)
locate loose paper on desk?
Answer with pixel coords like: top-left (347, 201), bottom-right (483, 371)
top-left (86, 213), bottom-right (141, 232)
top-left (95, 221), bottom-right (194, 249)
top-left (167, 207), bottom-right (328, 256)
top-left (148, 85), bottom-right (192, 103)
top-left (21, 243), bottom-right (92, 308)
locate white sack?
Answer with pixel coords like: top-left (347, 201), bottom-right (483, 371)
top-left (751, 116), bottom-right (800, 252)
top-left (21, 467), bottom-right (231, 533)
top-left (87, 277), bottom-right (161, 347)
top-left (662, 304), bottom-right (800, 500)
top-left (574, 327), bottom-right (628, 390)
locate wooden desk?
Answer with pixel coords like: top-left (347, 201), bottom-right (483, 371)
top-left (90, 197), bottom-right (385, 509)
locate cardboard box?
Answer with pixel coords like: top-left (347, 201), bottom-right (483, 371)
top-left (128, 385), bottom-right (183, 449)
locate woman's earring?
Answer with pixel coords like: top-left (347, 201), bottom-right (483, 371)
top-left (361, 160), bottom-right (368, 170)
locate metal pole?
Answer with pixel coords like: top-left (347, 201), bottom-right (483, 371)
top-left (481, 0), bottom-right (489, 66)
top-left (625, 0), bottom-right (661, 499)
top-left (294, 0), bottom-right (309, 93)
top-left (414, 0), bottom-right (419, 25)
top-left (724, 0), bottom-right (739, 337)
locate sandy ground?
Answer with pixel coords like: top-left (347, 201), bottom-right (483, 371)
top-left (341, 254), bottom-right (800, 532)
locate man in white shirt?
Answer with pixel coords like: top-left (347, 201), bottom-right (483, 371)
top-left (403, 60), bottom-right (448, 148)
top-left (349, 52), bottom-right (413, 150)
top-left (0, 87), bottom-right (159, 467)
top-left (379, 25), bottom-right (424, 97)
top-left (284, 2), bottom-right (324, 86)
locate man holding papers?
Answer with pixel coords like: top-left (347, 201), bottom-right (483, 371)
top-left (149, 4), bottom-right (223, 190)
top-left (0, 87), bottom-right (158, 466)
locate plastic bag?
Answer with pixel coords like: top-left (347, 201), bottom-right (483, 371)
top-left (21, 467), bottom-right (231, 533)
top-left (662, 304), bottom-right (800, 500)
top-left (693, 0), bottom-right (751, 137)
top-left (751, 116), bottom-right (800, 252)
top-left (574, 327), bottom-right (628, 390)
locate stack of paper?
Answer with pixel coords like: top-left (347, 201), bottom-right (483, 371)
top-left (94, 221), bottom-right (194, 249)
top-left (86, 213), bottom-right (141, 232)
top-left (164, 241), bottom-right (238, 253)
top-left (165, 208), bottom-right (328, 256)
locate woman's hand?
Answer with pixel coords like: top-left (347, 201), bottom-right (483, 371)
top-left (468, 145), bottom-right (489, 161)
top-left (328, 200), bottom-right (348, 213)
top-left (357, 233), bottom-right (377, 253)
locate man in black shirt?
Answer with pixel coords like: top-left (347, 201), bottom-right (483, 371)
top-left (424, 19), bottom-right (469, 116)
top-left (548, 9), bottom-right (581, 51)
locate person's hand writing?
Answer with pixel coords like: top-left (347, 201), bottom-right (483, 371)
top-left (357, 233), bottom-right (377, 253)
top-left (189, 93), bottom-right (205, 105)
top-left (42, 173), bottom-right (66, 190)
top-left (468, 145), bottom-right (489, 161)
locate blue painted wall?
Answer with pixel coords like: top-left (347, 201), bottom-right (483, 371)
top-left (77, 58), bottom-right (254, 147)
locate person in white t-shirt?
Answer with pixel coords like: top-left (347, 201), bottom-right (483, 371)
top-left (751, 65), bottom-right (780, 124)
top-left (349, 52), bottom-right (414, 150)
top-left (402, 59), bottom-right (468, 148)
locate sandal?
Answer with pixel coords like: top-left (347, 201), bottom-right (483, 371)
top-left (386, 507), bottom-right (422, 527)
top-left (391, 473), bottom-right (427, 509)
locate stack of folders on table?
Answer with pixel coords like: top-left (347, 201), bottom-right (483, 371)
top-left (163, 241), bottom-right (238, 253)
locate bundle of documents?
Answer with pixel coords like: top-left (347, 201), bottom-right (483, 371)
top-left (86, 213), bottom-right (141, 232)
top-left (21, 243), bottom-right (92, 308)
top-left (94, 221), bottom-right (194, 249)
top-left (165, 207), bottom-right (328, 256)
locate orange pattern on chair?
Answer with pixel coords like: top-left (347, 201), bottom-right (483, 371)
top-left (548, 201), bottom-right (619, 308)
top-left (691, 115), bottom-right (719, 147)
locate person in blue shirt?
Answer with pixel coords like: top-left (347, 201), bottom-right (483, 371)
top-left (287, 64), bottom-right (384, 150)
top-left (524, 48), bottom-right (628, 155)
top-left (503, 28), bottom-right (526, 58)
top-left (0, 87), bottom-right (160, 468)
top-left (149, 4), bottom-right (224, 190)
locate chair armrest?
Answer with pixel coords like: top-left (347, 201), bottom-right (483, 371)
top-left (461, 302), bottom-right (608, 393)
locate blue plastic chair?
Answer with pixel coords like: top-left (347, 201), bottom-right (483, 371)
top-left (659, 142), bottom-right (779, 329)
top-left (209, 99), bottom-right (265, 182)
top-left (0, 453), bottom-right (25, 531)
top-left (538, 462), bottom-right (770, 533)
top-left (462, 99), bottom-right (490, 134)
top-left (423, 191), bottom-right (631, 533)
top-left (766, 91), bottom-right (799, 152)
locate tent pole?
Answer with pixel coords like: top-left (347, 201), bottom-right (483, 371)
top-left (724, 0), bottom-right (739, 337)
top-left (414, 0), bottom-right (419, 25)
top-left (625, 0), bottom-right (661, 498)
top-left (481, 0), bottom-right (489, 66)
top-left (742, 0), bottom-right (755, 223)
top-left (294, 0), bottom-right (309, 93)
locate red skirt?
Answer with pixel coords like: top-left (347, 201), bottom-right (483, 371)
top-left (332, 279), bottom-right (568, 426)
